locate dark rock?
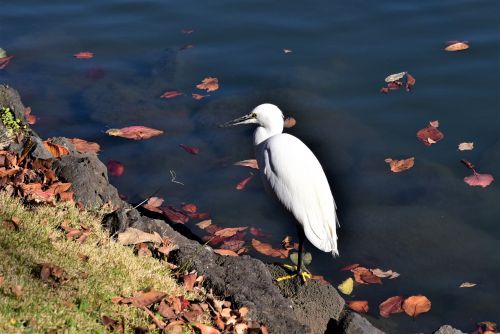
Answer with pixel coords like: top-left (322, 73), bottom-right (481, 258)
top-left (333, 312), bottom-right (384, 334)
top-left (433, 325), bottom-right (466, 334)
top-left (269, 264), bottom-right (346, 334)
top-left (51, 152), bottom-right (123, 209)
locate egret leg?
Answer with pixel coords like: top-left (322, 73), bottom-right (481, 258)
top-left (275, 225), bottom-right (311, 283)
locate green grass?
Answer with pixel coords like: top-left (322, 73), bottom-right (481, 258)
top-left (0, 192), bottom-right (187, 333)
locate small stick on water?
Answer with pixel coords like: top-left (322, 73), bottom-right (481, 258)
top-left (170, 170), bottom-right (184, 185)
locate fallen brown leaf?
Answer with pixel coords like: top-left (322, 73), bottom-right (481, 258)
top-left (106, 126), bottom-right (163, 140)
top-left (351, 266), bottom-right (382, 285)
top-left (43, 141), bottom-right (70, 158)
top-left (459, 282), bottom-right (477, 288)
top-left (385, 157), bottom-right (415, 173)
top-left (402, 295), bottom-right (431, 318)
top-left (236, 174), bottom-right (254, 190)
top-left (179, 144), bottom-right (200, 155)
top-left (183, 273), bottom-right (197, 291)
top-left (284, 117), bottom-right (296, 128)
top-left (379, 296), bottom-right (404, 318)
top-left (214, 227), bottom-right (248, 238)
top-left (445, 41), bottom-right (469, 52)
top-left (69, 138), bottom-right (100, 154)
top-left (24, 107), bottom-right (37, 125)
top-left (234, 159), bottom-right (259, 169)
top-left (117, 227), bottom-right (163, 245)
top-left (348, 300), bottom-right (369, 313)
top-left (160, 91), bottom-right (184, 99)
top-left (192, 93), bottom-right (209, 100)
top-left (196, 77), bottom-right (219, 92)
top-left (196, 219), bottom-right (212, 229)
top-left (107, 160), bottom-right (124, 177)
top-left (251, 239), bottom-right (289, 259)
top-left (417, 121), bottom-right (444, 146)
top-left (74, 51), bottom-right (94, 59)
top-left (193, 323), bottom-right (221, 334)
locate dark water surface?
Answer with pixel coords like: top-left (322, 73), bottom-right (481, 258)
top-left (2, 1), bottom-right (500, 332)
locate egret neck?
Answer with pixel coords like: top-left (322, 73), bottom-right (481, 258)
top-left (253, 117), bottom-right (284, 146)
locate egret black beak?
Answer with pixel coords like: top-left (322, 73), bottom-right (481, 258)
top-left (219, 114), bottom-right (254, 127)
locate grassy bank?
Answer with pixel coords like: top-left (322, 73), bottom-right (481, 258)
top-left (0, 192), bottom-right (188, 333)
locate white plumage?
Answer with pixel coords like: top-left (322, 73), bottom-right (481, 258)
top-left (222, 103), bottom-right (339, 257)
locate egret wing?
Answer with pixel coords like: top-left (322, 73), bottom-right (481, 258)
top-left (257, 134), bottom-right (338, 255)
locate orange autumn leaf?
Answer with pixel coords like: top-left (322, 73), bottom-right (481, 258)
top-left (444, 41), bottom-right (469, 52)
top-left (351, 266), bottom-right (382, 285)
top-left (214, 227), bottom-right (248, 238)
top-left (69, 138), bottom-right (100, 154)
top-left (348, 300), bottom-right (369, 313)
top-left (402, 295), bottom-right (431, 318)
top-left (416, 121), bottom-right (444, 146)
top-left (379, 296), bottom-right (404, 318)
top-left (234, 159), bottom-right (259, 169)
top-left (24, 107), bottom-right (37, 125)
top-left (213, 249), bottom-right (239, 256)
top-left (74, 51), bottom-right (94, 59)
top-left (283, 117), bottom-right (296, 128)
top-left (236, 174), bottom-right (254, 190)
top-left (251, 239), bottom-right (289, 259)
top-left (192, 93), bottom-right (209, 100)
top-left (183, 273), bottom-right (197, 291)
top-left (196, 77), bottom-right (219, 92)
top-left (43, 141), bottom-right (70, 158)
top-left (106, 126), bottom-right (163, 140)
top-left (384, 157), bottom-right (415, 173)
top-left (160, 90), bottom-right (184, 99)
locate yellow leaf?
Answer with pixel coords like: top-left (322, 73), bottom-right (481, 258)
top-left (338, 277), bottom-right (354, 295)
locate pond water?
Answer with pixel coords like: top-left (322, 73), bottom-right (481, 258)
top-left (2, 0), bottom-right (500, 332)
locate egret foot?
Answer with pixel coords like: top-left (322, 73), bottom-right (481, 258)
top-left (276, 264), bottom-right (312, 283)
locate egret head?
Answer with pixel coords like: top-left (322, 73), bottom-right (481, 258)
top-left (220, 103), bottom-right (284, 129)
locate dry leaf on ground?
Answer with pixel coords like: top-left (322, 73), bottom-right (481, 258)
top-left (402, 295), bottom-right (431, 317)
top-left (385, 157), bottom-right (415, 173)
top-left (43, 141), bottom-right (70, 158)
top-left (117, 227), bottom-right (163, 245)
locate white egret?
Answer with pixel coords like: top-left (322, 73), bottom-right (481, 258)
top-left (221, 103), bottom-right (339, 280)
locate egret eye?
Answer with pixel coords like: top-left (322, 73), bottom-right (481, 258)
top-left (251, 113), bottom-right (257, 118)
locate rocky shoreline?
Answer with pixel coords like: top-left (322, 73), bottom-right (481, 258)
top-left (0, 84), bottom-right (465, 334)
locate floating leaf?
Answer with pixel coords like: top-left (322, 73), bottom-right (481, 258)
top-left (196, 219), bottom-right (212, 229)
top-left (348, 300), bottom-right (369, 313)
top-left (379, 296), bottom-right (404, 318)
top-left (406, 73), bottom-right (416, 91)
top-left (192, 93), bottom-right (209, 100)
top-left (0, 55), bottom-right (14, 70)
top-left (283, 49), bottom-right (293, 54)
top-left (196, 77), bottom-right (219, 92)
top-left (445, 41), bottom-right (469, 52)
top-left (402, 295), bottom-right (431, 318)
top-left (181, 29), bottom-right (194, 34)
top-left (107, 160), bottom-right (124, 177)
top-left (338, 277), bottom-right (354, 295)
top-left (214, 227), bottom-right (248, 238)
top-left (142, 196), bottom-right (164, 213)
top-left (23, 107), bottom-right (37, 125)
top-left (179, 144), bottom-right (200, 155)
top-left (106, 126), bottom-right (163, 140)
top-left (385, 71), bottom-right (407, 83)
top-left (458, 142), bottom-right (474, 151)
top-left (464, 173), bottom-right (494, 188)
top-left (385, 157), bottom-right (415, 173)
top-left (339, 263), bottom-right (360, 271)
top-left (459, 282), bottom-right (477, 288)
top-left (161, 207), bottom-right (189, 224)
top-left (417, 121), bottom-right (444, 146)
top-left (370, 268), bottom-right (400, 279)
top-left (160, 91), bottom-right (184, 99)
top-left (283, 117), bottom-right (297, 128)
top-left (251, 239), bottom-right (288, 258)
top-left (351, 266), bottom-right (382, 285)
top-left (234, 159), bottom-right (259, 169)
top-left (69, 138), bottom-right (100, 154)
top-left (74, 51), bottom-right (94, 59)
top-left (236, 174), bottom-right (254, 190)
